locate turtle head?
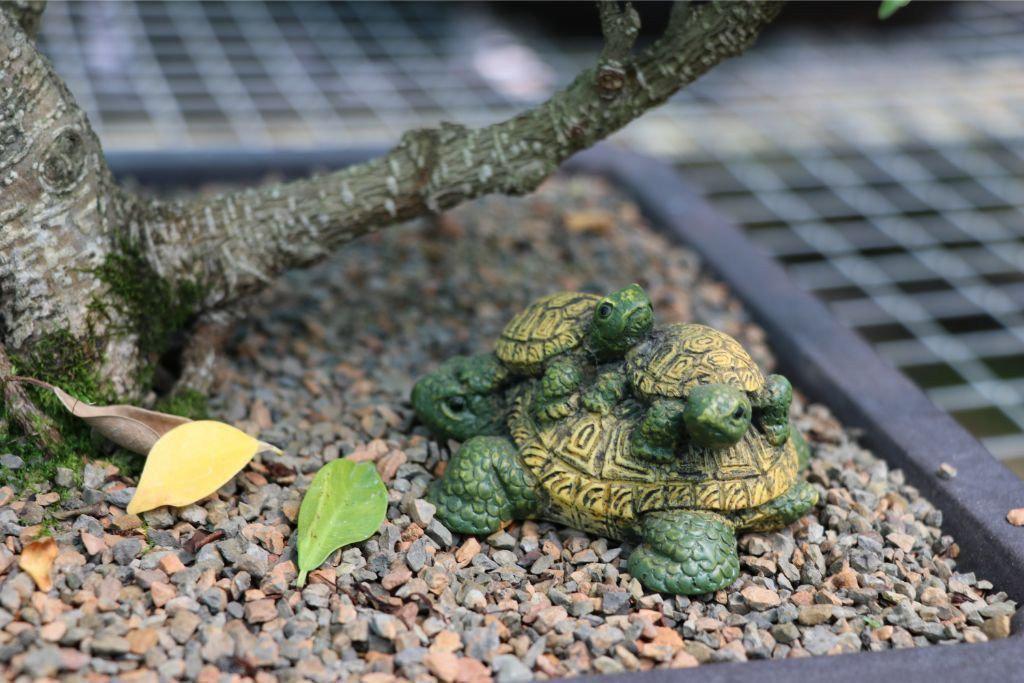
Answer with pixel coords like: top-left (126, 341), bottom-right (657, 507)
top-left (588, 284), bottom-right (654, 357)
top-left (683, 384), bottom-right (752, 448)
top-left (411, 354), bottom-right (511, 442)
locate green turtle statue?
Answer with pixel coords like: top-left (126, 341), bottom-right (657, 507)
top-left (625, 323), bottom-right (794, 463)
top-left (409, 353), bottom-right (812, 471)
top-left (410, 353), bottom-right (513, 442)
top-left (493, 285), bottom-right (654, 420)
top-left (421, 382), bottom-right (817, 596)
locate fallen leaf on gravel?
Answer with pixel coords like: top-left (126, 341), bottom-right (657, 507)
top-left (2, 377), bottom-right (189, 454)
top-left (127, 421), bottom-right (279, 514)
top-left (564, 209), bottom-right (615, 235)
top-left (296, 458), bottom-right (387, 587)
top-left (184, 529), bottom-right (225, 554)
top-left (19, 537), bottom-right (58, 591)
top-left (1007, 508), bottom-right (1024, 527)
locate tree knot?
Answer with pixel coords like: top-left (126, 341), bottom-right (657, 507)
top-left (596, 63), bottom-right (627, 99)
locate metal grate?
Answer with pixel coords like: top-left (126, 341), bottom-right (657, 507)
top-left (35, 1), bottom-right (1024, 473)
top-left (36, 1), bottom-right (554, 149)
top-left (682, 141), bottom-right (1024, 468)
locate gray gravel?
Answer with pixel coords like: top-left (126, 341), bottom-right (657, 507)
top-left (0, 175), bottom-right (1015, 681)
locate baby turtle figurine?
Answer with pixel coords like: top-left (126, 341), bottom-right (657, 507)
top-left (494, 285), bottom-right (654, 420)
top-left (410, 353), bottom-right (513, 442)
top-left (626, 324), bottom-right (793, 463)
top-left (424, 383), bottom-right (817, 596)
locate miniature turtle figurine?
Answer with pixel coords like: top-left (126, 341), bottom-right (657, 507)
top-left (625, 323), bottom-right (793, 463)
top-left (410, 354), bottom-right (815, 469)
top-left (407, 352), bottom-right (815, 471)
top-left (410, 353), bottom-right (513, 442)
top-left (494, 285), bottom-right (654, 421)
top-left (426, 385), bottom-right (817, 596)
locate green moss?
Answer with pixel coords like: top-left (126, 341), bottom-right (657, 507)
top-left (90, 239), bottom-right (206, 384)
top-left (155, 388), bottom-right (209, 420)
top-left (0, 329), bottom-right (112, 491)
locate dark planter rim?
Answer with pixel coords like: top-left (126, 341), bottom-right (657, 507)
top-left (107, 145), bottom-right (1024, 683)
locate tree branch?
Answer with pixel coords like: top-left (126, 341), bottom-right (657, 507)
top-left (1, 0), bottom-right (46, 39)
top-left (134, 1), bottom-right (782, 314)
top-left (596, 1), bottom-right (641, 97)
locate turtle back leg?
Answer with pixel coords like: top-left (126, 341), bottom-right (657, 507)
top-left (629, 399), bottom-right (687, 463)
top-left (532, 355), bottom-right (583, 421)
top-left (729, 480), bottom-right (818, 533)
top-left (427, 436), bottom-right (543, 535)
top-left (628, 510), bottom-right (740, 596)
top-left (752, 374), bottom-right (792, 446)
top-left (581, 368), bottom-right (628, 415)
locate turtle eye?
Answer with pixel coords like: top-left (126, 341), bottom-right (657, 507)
top-left (597, 302), bottom-right (613, 319)
top-left (733, 406), bottom-right (746, 420)
top-left (446, 396), bottom-right (467, 413)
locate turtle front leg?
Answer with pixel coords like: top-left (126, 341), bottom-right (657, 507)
top-left (581, 369), bottom-right (628, 415)
top-left (791, 428), bottom-right (812, 472)
top-left (730, 480), bottom-right (818, 533)
top-left (628, 510), bottom-right (740, 596)
top-left (533, 356), bottom-right (582, 421)
top-left (752, 374), bottom-right (792, 446)
top-left (630, 399), bottom-right (687, 463)
top-left (427, 436), bottom-right (542, 536)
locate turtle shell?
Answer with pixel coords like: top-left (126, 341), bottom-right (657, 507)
top-left (626, 323), bottom-right (764, 402)
top-left (509, 390), bottom-right (799, 541)
top-left (495, 292), bottom-right (600, 375)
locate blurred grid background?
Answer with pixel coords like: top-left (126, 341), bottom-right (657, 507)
top-left (36, 1), bottom-right (1024, 476)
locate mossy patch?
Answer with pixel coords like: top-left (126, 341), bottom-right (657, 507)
top-left (1, 240), bottom-right (211, 489)
top-left (89, 238), bottom-right (207, 386)
top-left (155, 388), bottom-right (209, 421)
top-left (1, 329), bottom-right (116, 490)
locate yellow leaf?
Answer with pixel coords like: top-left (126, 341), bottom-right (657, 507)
top-left (127, 421), bottom-right (273, 515)
top-left (19, 537), bottom-right (58, 591)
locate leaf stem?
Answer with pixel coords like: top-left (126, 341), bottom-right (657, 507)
top-left (1, 375), bottom-right (59, 391)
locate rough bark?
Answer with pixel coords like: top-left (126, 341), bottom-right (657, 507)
top-left (3, 0), bottom-right (45, 38)
top-left (0, 1), bottom-right (781, 451)
top-left (0, 7), bottom-right (141, 394)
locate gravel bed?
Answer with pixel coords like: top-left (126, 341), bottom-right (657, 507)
top-left (0, 175), bottom-right (1016, 681)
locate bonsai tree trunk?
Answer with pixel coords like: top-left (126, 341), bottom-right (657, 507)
top-left (0, 1), bottom-right (782, 455)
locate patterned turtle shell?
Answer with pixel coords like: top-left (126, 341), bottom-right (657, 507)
top-left (509, 390), bottom-right (799, 540)
top-left (495, 292), bottom-right (600, 375)
top-left (626, 323), bottom-right (764, 401)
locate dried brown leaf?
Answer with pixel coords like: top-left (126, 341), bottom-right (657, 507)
top-left (50, 386), bottom-right (190, 455)
top-left (184, 529), bottom-right (225, 555)
top-left (3, 377), bottom-right (190, 455)
top-left (19, 537), bottom-right (58, 591)
top-left (563, 209), bottom-right (615, 235)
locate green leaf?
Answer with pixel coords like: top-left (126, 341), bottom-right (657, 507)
top-left (878, 0), bottom-right (910, 20)
top-left (295, 458), bottom-right (387, 587)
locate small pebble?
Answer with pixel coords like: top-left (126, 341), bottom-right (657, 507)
top-left (0, 454), bottom-right (24, 470)
top-left (741, 585), bottom-right (781, 610)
